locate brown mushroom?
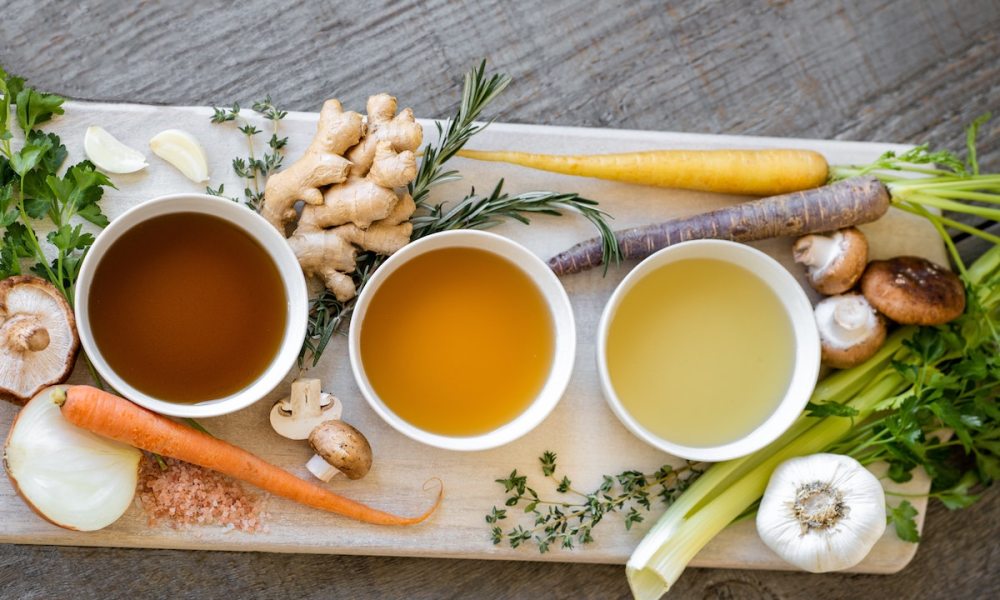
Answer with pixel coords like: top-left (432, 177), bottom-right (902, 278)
top-left (0, 276), bottom-right (78, 405)
top-left (306, 420), bottom-right (373, 481)
top-left (860, 256), bottom-right (965, 325)
top-left (793, 228), bottom-right (869, 295)
top-left (815, 294), bottom-right (887, 369)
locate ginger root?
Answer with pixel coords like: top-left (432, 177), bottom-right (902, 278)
top-left (262, 94), bottom-right (422, 301)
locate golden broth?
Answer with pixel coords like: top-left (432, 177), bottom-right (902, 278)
top-left (360, 247), bottom-right (554, 436)
top-left (88, 212), bottom-right (287, 403)
top-left (606, 258), bottom-right (795, 448)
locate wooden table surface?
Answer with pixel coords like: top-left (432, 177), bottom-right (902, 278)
top-left (1, 1), bottom-right (998, 598)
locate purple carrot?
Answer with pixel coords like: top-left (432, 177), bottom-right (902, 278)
top-left (548, 175), bottom-right (890, 275)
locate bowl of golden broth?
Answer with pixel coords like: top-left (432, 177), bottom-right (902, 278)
top-left (597, 240), bottom-right (820, 462)
top-left (75, 194), bottom-right (308, 418)
top-left (349, 230), bottom-right (575, 451)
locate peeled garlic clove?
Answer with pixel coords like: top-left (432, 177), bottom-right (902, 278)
top-left (83, 126), bottom-right (148, 174)
top-left (4, 386), bottom-right (142, 531)
top-left (149, 128), bottom-right (210, 182)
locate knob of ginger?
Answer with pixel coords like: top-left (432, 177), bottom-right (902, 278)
top-left (261, 93), bottom-right (423, 301)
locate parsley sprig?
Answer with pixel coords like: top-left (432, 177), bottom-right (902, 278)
top-left (0, 66), bottom-right (112, 302)
top-left (488, 452), bottom-right (705, 552)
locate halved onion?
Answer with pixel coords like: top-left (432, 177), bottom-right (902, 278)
top-left (149, 128), bottom-right (210, 182)
top-left (84, 126), bottom-right (148, 174)
top-left (3, 386), bottom-right (141, 531)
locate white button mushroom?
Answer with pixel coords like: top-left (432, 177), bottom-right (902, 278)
top-left (306, 420), bottom-right (373, 482)
top-left (815, 294), bottom-right (887, 369)
top-left (0, 276), bottom-right (79, 405)
top-left (793, 228), bottom-right (869, 295)
top-left (269, 378), bottom-right (342, 440)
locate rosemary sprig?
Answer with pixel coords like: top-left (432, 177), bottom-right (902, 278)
top-left (408, 60), bottom-right (511, 207)
top-left (488, 452), bottom-right (705, 552)
top-left (299, 61), bottom-right (619, 367)
top-left (207, 98), bottom-right (288, 210)
top-left (206, 63), bottom-right (618, 367)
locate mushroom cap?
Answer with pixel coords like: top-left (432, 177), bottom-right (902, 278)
top-left (308, 420), bottom-right (373, 480)
top-left (793, 228), bottom-right (868, 296)
top-left (269, 378), bottom-right (342, 440)
top-left (815, 294), bottom-right (887, 369)
top-left (0, 276), bottom-right (78, 405)
top-left (860, 256), bottom-right (965, 325)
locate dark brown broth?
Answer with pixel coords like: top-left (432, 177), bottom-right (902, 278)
top-left (88, 212), bottom-right (287, 403)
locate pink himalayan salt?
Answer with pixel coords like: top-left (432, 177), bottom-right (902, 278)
top-left (137, 454), bottom-right (268, 533)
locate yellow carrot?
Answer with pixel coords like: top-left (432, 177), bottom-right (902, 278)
top-left (457, 148), bottom-right (829, 196)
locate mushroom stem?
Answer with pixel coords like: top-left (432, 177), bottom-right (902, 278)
top-left (2, 315), bottom-right (50, 352)
top-left (833, 299), bottom-right (868, 332)
top-left (793, 232), bottom-right (841, 272)
top-left (306, 453), bottom-right (342, 482)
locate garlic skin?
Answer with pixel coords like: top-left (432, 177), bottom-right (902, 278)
top-left (149, 129), bottom-right (210, 182)
top-left (756, 453), bottom-right (886, 573)
top-left (4, 386), bottom-right (141, 531)
top-left (84, 126), bottom-right (148, 174)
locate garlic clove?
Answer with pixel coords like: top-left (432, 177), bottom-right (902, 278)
top-left (149, 129), bottom-right (210, 182)
top-left (84, 126), bottom-right (148, 174)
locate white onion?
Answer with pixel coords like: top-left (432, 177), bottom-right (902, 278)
top-left (4, 386), bottom-right (141, 531)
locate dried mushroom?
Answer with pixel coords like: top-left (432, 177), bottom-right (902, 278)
top-left (0, 276), bottom-right (78, 405)
top-left (860, 256), bottom-right (965, 325)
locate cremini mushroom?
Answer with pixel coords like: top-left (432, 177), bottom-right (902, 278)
top-left (793, 227), bottom-right (869, 295)
top-left (269, 378), bottom-right (342, 440)
top-left (306, 420), bottom-right (373, 482)
top-left (814, 294), bottom-right (887, 369)
top-left (860, 256), bottom-right (965, 325)
top-left (0, 276), bottom-right (78, 405)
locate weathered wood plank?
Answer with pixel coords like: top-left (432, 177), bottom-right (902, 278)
top-left (1, 0), bottom-right (999, 598)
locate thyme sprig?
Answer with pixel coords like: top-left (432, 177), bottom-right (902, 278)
top-left (488, 452), bottom-right (705, 553)
top-left (207, 97), bottom-right (287, 211)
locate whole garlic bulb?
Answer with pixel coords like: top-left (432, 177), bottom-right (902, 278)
top-left (756, 453), bottom-right (886, 573)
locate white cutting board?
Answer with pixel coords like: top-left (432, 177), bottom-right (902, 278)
top-left (0, 101), bottom-right (944, 572)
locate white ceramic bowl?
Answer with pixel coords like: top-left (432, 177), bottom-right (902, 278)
top-left (75, 194), bottom-right (308, 418)
top-left (597, 240), bottom-right (820, 462)
top-left (349, 230), bottom-right (576, 451)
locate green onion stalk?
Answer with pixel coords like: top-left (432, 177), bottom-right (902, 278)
top-left (627, 116), bottom-right (1000, 599)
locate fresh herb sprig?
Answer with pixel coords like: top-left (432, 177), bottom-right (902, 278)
top-left (488, 452), bottom-right (705, 552)
top-left (297, 62), bottom-right (620, 367)
top-left (208, 97), bottom-right (288, 211)
top-left (0, 66), bottom-right (112, 301)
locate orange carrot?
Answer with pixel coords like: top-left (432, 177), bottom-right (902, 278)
top-left (55, 386), bottom-right (440, 526)
top-left (457, 148), bottom-right (829, 196)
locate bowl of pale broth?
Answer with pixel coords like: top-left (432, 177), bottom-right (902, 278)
top-left (349, 230), bottom-right (575, 451)
top-left (597, 240), bottom-right (820, 462)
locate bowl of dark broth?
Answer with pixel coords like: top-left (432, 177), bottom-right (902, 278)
top-left (75, 194), bottom-right (308, 417)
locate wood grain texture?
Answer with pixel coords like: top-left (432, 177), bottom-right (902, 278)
top-left (1, 0), bottom-right (998, 598)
